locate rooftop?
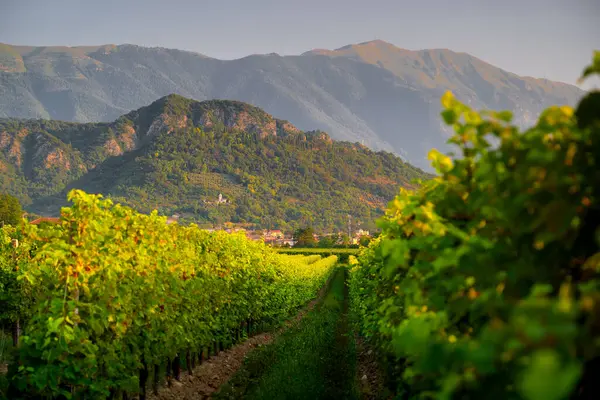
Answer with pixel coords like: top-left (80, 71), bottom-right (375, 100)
top-left (30, 217), bottom-right (60, 225)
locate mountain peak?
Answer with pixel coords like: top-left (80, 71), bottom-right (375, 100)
top-left (123, 95), bottom-right (301, 142)
top-left (304, 39), bottom-right (403, 56)
top-left (338, 39), bottom-right (395, 50)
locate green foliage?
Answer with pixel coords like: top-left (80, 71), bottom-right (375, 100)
top-left (358, 235), bottom-right (371, 247)
top-left (0, 193), bottom-right (22, 226)
top-left (277, 247), bottom-right (359, 264)
top-left (6, 190), bottom-right (337, 398)
top-left (349, 56), bottom-right (600, 399)
top-left (338, 233), bottom-right (351, 246)
top-left (294, 227), bottom-right (317, 247)
top-left (318, 235), bottom-right (337, 248)
top-left (109, 116), bottom-right (428, 232)
top-left (0, 225), bottom-right (35, 328)
top-left (580, 50), bottom-right (600, 82)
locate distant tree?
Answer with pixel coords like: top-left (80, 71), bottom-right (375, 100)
top-left (293, 227), bottom-right (316, 247)
top-left (318, 235), bottom-right (336, 248)
top-left (0, 193), bottom-right (22, 226)
top-left (338, 233), bottom-right (351, 247)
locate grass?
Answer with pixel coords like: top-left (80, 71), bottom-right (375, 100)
top-left (214, 267), bottom-right (357, 399)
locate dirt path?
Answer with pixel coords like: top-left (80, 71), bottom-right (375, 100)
top-left (146, 333), bottom-right (274, 400)
top-left (215, 268), bottom-right (357, 400)
top-left (144, 275), bottom-right (335, 400)
top-left (355, 337), bottom-right (387, 400)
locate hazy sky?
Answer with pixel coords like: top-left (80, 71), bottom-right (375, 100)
top-left (1, 0), bottom-right (599, 88)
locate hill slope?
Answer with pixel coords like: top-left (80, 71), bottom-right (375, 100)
top-left (0, 40), bottom-right (585, 170)
top-left (0, 95), bottom-right (430, 231)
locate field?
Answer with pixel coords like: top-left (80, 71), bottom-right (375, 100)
top-left (1, 54), bottom-right (599, 399)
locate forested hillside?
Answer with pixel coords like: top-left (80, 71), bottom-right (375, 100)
top-left (0, 95), bottom-right (430, 231)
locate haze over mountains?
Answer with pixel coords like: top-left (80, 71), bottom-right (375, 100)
top-left (0, 39), bottom-right (585, 170)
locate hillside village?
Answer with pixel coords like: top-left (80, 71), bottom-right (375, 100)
top-left (29, 214), bottom-right (371, 248)
top-left (23, 190), bottom-right (373, 248)
top-left (230, 227), bottom-right (370, 247)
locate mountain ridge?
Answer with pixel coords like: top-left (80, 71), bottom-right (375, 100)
top-left (5, 39), bottom-right (579, 86)
top-left (0, 40), bottom-right (585, 169)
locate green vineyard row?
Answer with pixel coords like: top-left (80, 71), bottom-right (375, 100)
top-left (0, 191), bottom-right (337, 398)
top-left (276, 247), bottom-right (359, 263)
top-left (349, 54), bottom-right (600, 399)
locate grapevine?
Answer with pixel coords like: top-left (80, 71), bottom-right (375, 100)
top-left (4, 190), bottom-right (336, 398)
top-left (349, 53), bottom-right (600, 399)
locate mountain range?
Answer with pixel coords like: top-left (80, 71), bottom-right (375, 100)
top-left (0, 40), bottom-right (585, 170)
top-left (0, 94), bottom-right (430, 232)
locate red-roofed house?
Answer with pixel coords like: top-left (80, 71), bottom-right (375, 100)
top-left (264, 230), bottom-right (284, 239)
top-left (29, 217), bottom-right (60, 225)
